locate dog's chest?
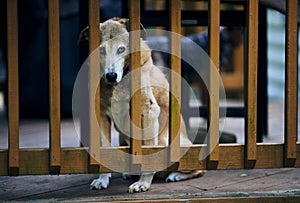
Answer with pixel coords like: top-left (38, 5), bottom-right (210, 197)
top-left (101, 82), bottom-right (131, 121)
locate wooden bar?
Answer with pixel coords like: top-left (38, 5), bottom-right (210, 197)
top-left (88, 0), bottom-right (101, 173)
top-left (129, 0), bottom-right (142, 166)
top-left (0, 143), bottom-right (299, 175)
top-left (245, 0), bottom-right (258, 168)
top-left (284, 0), bottom-right (298, 167)
top-left (7, 0), bottom-right (19, 175)
top-left (48, 0), bottom-right (61, 174)
top-left (169, 0), bottom-right (181, 163)
top-left (207, 0), bottom-right (220, 167)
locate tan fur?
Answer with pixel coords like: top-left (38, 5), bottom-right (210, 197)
top-left (89, 18), bottom-right (204, 193)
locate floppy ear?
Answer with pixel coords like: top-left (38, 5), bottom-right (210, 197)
top-left (77, 26), bottom-right (89, 44)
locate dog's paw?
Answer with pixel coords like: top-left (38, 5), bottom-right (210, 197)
top-left (165, 172), bottom-right (184, 182)
top-left (128, 181), bottom-right (150, 193)
top-left (90, 174), bottom-right (111, 190)
top-left (166, 170), bottom-right (205, 182)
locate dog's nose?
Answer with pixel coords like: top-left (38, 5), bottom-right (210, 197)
top-left (106, 72), bottom-right (118, 83)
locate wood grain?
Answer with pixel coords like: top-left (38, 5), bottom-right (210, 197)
top-left (284, 0), bottom-right (298, 167)
top-left (88, 0), bottom-right (100, 172)
top-left (129, 0), bottom-right (142, 166)
top-left (7, 0), bottom-right (19, 175)
top-left (1, 144), bottom-right (299, 175)
top-left (245, 0), bottom-right (259, 167)
top-left (48, 0), bottom-right (61, 174)
top-left (208, 0), bottom-right (220, 166)
top-left (169, 0), bottom-right (181, 163)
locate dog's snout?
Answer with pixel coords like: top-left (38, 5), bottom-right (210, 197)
top-left (106, 72), bottom-right (118, 83)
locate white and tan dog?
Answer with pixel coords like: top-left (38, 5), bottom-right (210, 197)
top-left (79, 18), bottom-right (204, 193)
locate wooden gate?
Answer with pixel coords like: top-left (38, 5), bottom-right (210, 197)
top-left (0, 0), bottom-right (299, 176)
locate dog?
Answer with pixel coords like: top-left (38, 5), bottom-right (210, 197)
top-left (79, 18), bottom-right (205, 193)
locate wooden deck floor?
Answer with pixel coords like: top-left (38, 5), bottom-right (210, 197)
top-left (1, 168), bottom-right (300, 202)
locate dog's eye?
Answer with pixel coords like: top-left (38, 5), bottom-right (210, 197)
top-left (100, 47), bottom-right (106, 55)
top-left (117, 46), bottom-right (125, 54)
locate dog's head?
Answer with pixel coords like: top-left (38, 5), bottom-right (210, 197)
top-left (79, 18), bottom-right (151, 86)
top-left (80, 18), bottom-right (130, 85)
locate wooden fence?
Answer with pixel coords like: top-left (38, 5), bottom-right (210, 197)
top-left (0, 0), bottom-right (299, 176)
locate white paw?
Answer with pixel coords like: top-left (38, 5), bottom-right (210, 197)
top-left (128, 181), bottom-right (150, 193)
top-left (90, 173), bottom-right (111, 190)
top-left (165, 170), bottom-right (205, 182)
top-left (165, 172), bottom-right (184, 182)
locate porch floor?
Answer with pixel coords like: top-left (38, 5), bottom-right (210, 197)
top-left (1, 168), bottom-right (300, 202)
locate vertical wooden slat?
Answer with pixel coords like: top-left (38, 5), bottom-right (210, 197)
top-left (88, 0), bottom-right (101, 173)
top-left (245, 0), bottom-right (258, 167)
top-left (7, 0), bottom-right (19, 175)
top-left (207, 0), bottom-right (220, 167)
top-left (169, 0), bottom-right (181, 163)
top-left (48, 0), bottom-right (61, 174)
top-left (129, 0), bottom-right (142, 166)
top-left (284, 0), bottom-right (298, 167)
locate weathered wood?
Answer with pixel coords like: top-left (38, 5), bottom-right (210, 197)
top-left (296, 142), bottom-right (300, 167)
top-left (60, 148), bottom-right (89, 174)
top-left (1, 168), bottom-right (300, 202)
top-left (129, 0), bottom-right (142, 166)
top-left (0, 144), bottom-right (299, 175)
top-left (7, 0), bottom-right (19, 175)
top-left (245, 0), bottom-right (258, 167)
top-left (0, 151), bottom-right (8, 175)
top-left (48, 0), bottom-right (61, 174)
top-left (169, 0), bottom-right (181, 163)
top-left (284, 0), bottom-right (298, 167)
top-left (19, 150), bottom-right (49, 175)
top-left (193, 196), bottom-right (300, 203)
top-left (207, 0), bottom-right (220, 167)
top-left (88, 0), bottom-right (100, 172)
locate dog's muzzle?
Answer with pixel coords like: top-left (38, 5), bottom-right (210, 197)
top-left (106, 72), bottom-right (118, 83)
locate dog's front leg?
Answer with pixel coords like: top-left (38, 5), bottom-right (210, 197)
top-left (141, 88), bottom-right (160, 146)
top-left (128, 90), bottom-right (160, 193)
top-left (128, 172), bottom-right (155, 193)
top-left (90, 113), bottom-right (112, 190)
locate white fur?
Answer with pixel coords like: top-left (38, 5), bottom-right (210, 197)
top-left (128, 173), bottom-right (155, 193)
top-left (90, 173), bottom-right (112, 190)
top-left (166, 171), bottom-right (205, 182)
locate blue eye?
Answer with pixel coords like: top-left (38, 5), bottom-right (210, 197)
top-left (117, 46), bottom-right (125, 54)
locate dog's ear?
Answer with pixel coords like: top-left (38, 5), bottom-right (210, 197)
top-left (112, 17), bottom-right (129, 31)
top-left (78, 26), bottom-right (89, 44)
top-left (112, 17), bottom-right (146, 39)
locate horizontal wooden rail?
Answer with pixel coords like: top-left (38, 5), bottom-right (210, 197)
top-left (0, 143), bottom-right (299, 175)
